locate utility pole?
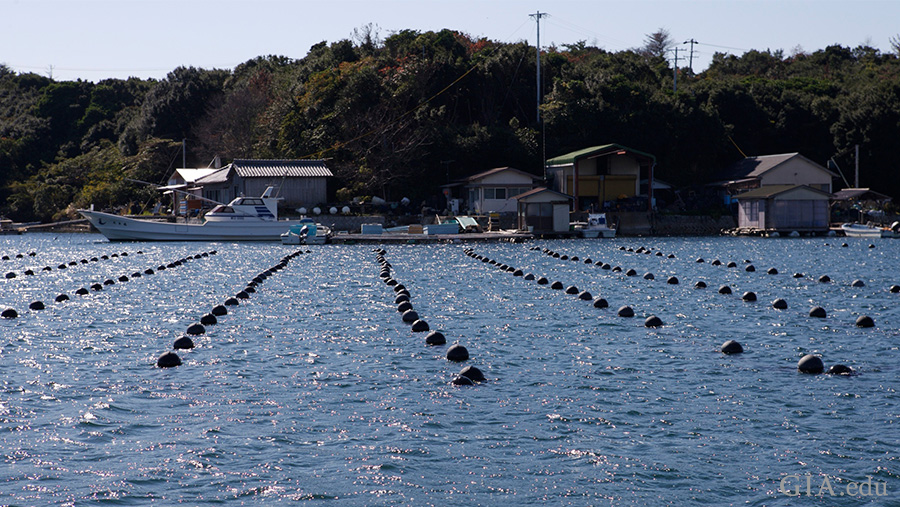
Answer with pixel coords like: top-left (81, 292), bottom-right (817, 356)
top-left (854, 144), bottom-right (859, 188)
top-left (673, 47), bottom-right (679, 93)
top-left (530, 11), bottom-right (547, 125)
top-left (683, 38), bottom-right (698, 72)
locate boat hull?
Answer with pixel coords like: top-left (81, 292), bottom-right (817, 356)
top-left (841, 223), bottom-right (893, 238)
top-left (79, 210), bottom-right (310, 241)
top-left (580, 228), bottom-right (616, 238)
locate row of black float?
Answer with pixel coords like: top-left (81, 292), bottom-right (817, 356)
top-left (529, 245), bottom-right (862, 374)
top-left (1, 251), bottom-right (37, 261)
top-left (617, 244), bottom-right (899, 293)
top-left (4, 250), bottom-right (141, 280)
top-left (467, 247), bottom-right (658, 324)
top-left (535, 245), bottom-right (883, 329)
top-left (0, 250), bottom-right (217, 320)
top-left (374, 248), bottom-right (485, 386)
top-left (156, 249), bottom-right (308, 368)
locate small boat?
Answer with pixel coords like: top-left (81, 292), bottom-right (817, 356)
top-left (280, 219), bottom-right (332, 245)
top-left (573, 213), bottom-right (616, 238)
top-left (840, 222), bottom-right (898, 238)
top-left (79, 186), bottom-right (314, 241)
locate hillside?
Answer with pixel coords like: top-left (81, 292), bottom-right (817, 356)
top-left (2, 32), bottom-right (899, 222)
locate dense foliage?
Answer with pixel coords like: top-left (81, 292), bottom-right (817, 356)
top-left (1, 31), bottom-right (899, 222)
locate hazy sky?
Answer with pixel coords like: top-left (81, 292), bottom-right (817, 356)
top-left (3, 0), bottom-right (898, 82)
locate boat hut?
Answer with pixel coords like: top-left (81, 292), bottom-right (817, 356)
top-left (545, 144), bottom-right (656, 212)
top-left (195, 159), bottom-right (332, 209)
top-left (734, 184), bottom-right (832, 234)
top-left (515, 187), bottom-right (573, 234)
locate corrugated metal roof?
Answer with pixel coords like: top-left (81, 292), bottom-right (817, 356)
top-left (832, 188), bottom-right (892, 201)
top-left (513, 187), bottom-right (573, 201)
top-left (546, 144), bottom-right (656, 167)
top-left (232, 159), bottom-right (333, 178)
top-left (195, 167), bottom-right (232, 184)
top-left (733, 184), bottom-right (832, 199)
top-left (463, 166), bottom-right (541, 182)
top-left (720, 153), bottom-right (838, 181)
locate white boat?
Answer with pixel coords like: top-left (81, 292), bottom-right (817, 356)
top-left (573, 213), bottom-right (616, 238)
top-left (840, 222), bottom-right (898, 238)
top-left (79, 186), bottom-right (313, 241)
top-left (280, 219), bottom-right (332, 245)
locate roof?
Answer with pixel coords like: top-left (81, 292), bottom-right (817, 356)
top-left (195, 167), bottom-right (231, 184)
top-left (232, 159), bottom-right (333, 178)
top-left (513, 187), bottom-right (573, 201)
top-left (720, 153), bottom-right (838, 181)
top-left (463, 166), bottom-right (541, 182)
top-left (546, 144), bottom-right (656, 167)
top-left (172, 168), bottom-right (221, 183)
top-left (831, 188), bottom-right (892, 201)
top-left (733, 184), bottom-right (832, 200)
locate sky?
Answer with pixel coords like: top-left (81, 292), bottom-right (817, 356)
top-left (2, 0), bottom-right (898, 82)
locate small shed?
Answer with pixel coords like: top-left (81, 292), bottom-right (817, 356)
top-left (515, 187), bottom-right (573, 233)
top-left (831, 187), bottom-right (893, 225)
top-left (734, 184), bottom-right (832, 232)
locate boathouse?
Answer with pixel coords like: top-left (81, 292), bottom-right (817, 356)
top-left (515, 187), bottom-right (573, 234)
top-left (544, 144), bottom-right (656, 213)
top-left (195, 159), bottom-right (332, 208)
top-left (734, 184), bottom-right (832, 233)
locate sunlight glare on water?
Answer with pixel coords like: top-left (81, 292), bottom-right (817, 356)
top-left (0, 233), bottom-right (898, 505)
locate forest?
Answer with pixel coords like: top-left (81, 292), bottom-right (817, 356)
top-left (1, 28), bottom-right (899, 223)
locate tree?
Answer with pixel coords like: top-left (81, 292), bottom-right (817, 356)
top-left (642, 28), bottom-right (674, 58)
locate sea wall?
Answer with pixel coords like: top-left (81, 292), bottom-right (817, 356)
top-left (317, 215), bottom-right (386, 232)
top-left (612, 212), bottom-right (735, 236)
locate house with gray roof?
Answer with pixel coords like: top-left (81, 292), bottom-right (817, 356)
top-left (196, 159), bottom-right (332, 208)
top-left (716, 153), bottom-right (838, 194)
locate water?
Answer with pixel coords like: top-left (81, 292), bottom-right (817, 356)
top-left (1, 233), bottom-right (899, 505)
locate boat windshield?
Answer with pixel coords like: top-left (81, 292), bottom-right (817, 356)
top-left (209, 205), bottom-right (235, 214)
top-left (237, 198), bottom-right (264, 205)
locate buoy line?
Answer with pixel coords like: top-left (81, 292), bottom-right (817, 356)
top-left (2, 250), bottom-right (215, 321)
top-left (523, 244), bottom-right (866, 374)
top-left (158, 248), bottom-right (307, 368)
top-left (375, 248), bottom-right (482, 386)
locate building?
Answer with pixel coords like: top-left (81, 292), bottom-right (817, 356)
top-left (831, 187), bottom-right (893, 224)
top-left (443, 167), bottom-right (541, 215)
top-left (717, 153), bottom-right (838, 196)
top-left (734, 184), bottom-right (832, 233)
top-left (515, 187), bottom-right (574, 233)
top-left (196, 159), bottom-right (332, 208)
top-left (545, 144), bottom-right (656, 212)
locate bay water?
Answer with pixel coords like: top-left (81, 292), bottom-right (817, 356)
top-left (1, 233), bottom-right (898, 505)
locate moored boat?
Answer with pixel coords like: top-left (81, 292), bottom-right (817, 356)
top-left (79, 187), bottom-right (312, 241)
top-left (572, 213), bottom-right (616, 238)
top-left (840, 221), bottom-right (899, 238)
top-left (280, 219), bottom-right (332, 245)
